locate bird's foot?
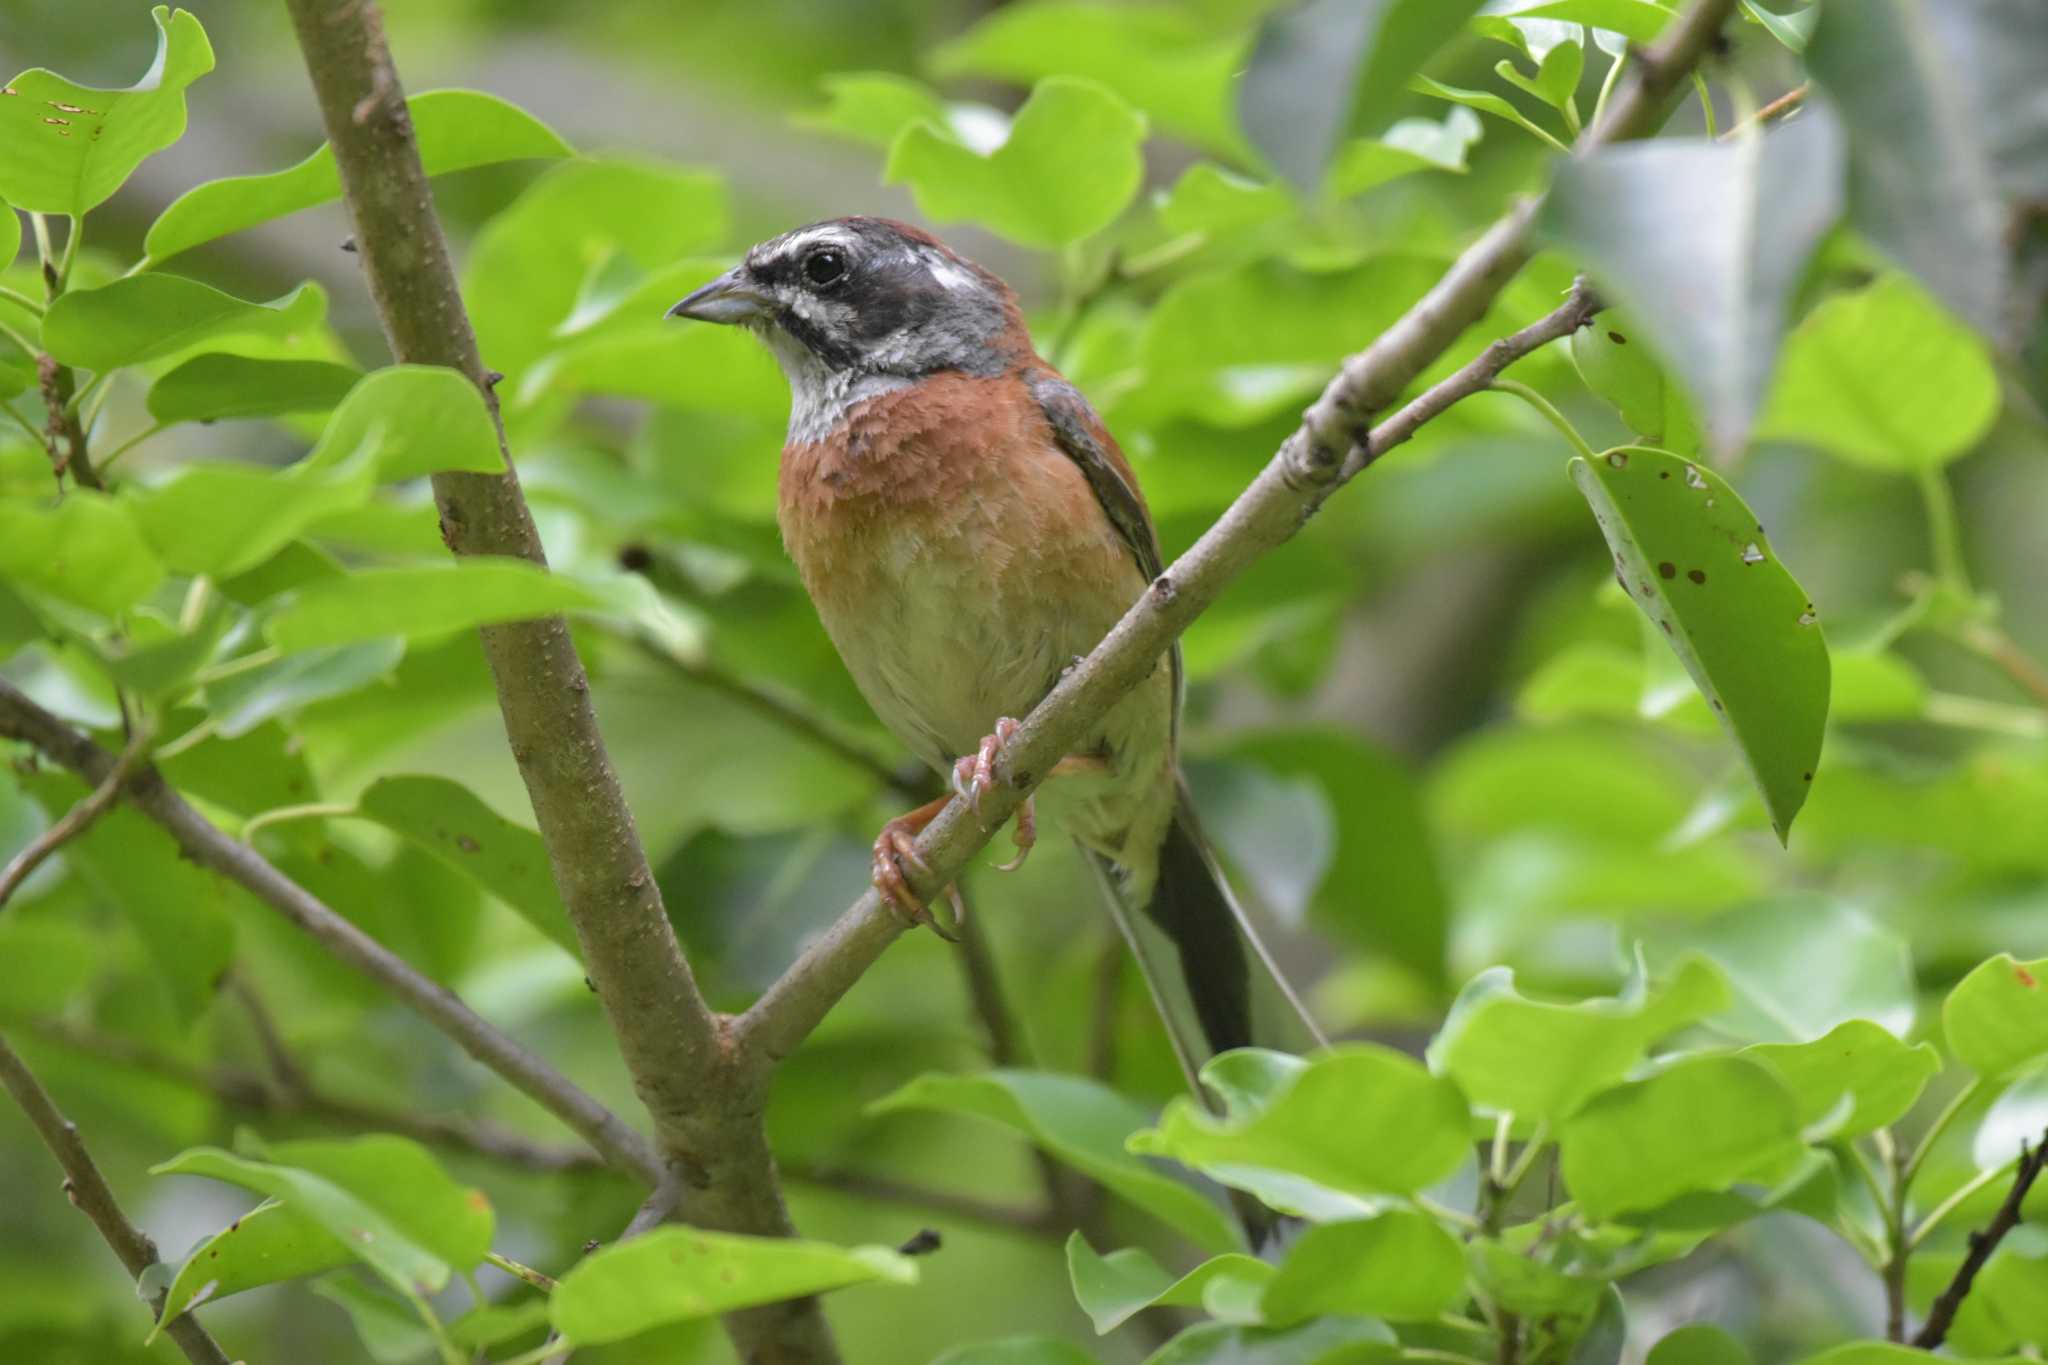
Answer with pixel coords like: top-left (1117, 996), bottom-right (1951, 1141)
top-left (994, 795), bottom-right (1036, 873)
top-left (871, 797), bottom-right (963, 941)
top-left (951, 716), bottom-right (1022, 820)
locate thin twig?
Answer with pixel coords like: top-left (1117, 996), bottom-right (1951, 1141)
top-left (0, 726), bottom-right (149, 911)
top-left (226, 970), bottom-right (312, 1097)
top-left (0, 680), bottom-right (660, 1185)
top-left (1721, 82), bottom-right (1808, 140)
top-left (1912, 1128), bottom-right (2048, 1349)
top-left (1960, 622), bottom-right (2048, 710)
top-left (0, 1033), bottom-right (234, 1365)
top-left (35, 353), bottom-right (101, 491)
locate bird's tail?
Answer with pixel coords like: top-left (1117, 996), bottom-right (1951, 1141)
top-left (1087, 779), bottom-right (1325, 1107)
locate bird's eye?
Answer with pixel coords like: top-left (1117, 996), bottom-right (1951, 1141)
top-left (802, 248), bottom-right (847, 288)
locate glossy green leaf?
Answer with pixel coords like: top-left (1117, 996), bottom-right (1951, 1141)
top-left (1131, 1044), bottom-right (1470, 1200)
top-left (1559, 1056), bottom-right (1806, 1220)
top-left (887, 78), bottom-right (1146, 248)
top-left (1259, 1209), bottom-right (1465, 1323)
top-left (1807, 0), bottom-right (2008, 336)
top-left (1496, 40), bottom-right (1584, 121)
top-left (1647, 1324), bottom-right (1755, 1365)
top-left (1466, 1239), bottom-right (1606, 1317)
top-left (1572, 446), bottom-right (1828, 839)
top-left (1571, 312), bottom-right (1702, 453)
top-left (1066, 1235), bottom-right (1273, 1335)
top-left (309, 1276), bottom-right (438, 1365)
top-left (300, 365), bottom-right (505, 480)
top-left (0, 493), bottom-right (163, 615)
top-left (154, 1200), bottom-right (352, 1332)
top-left (1429, 957), bottom-right (1730, 1121)
top-left (0, 6), bottom-right (213, 214)
top-left (355, 774), bottom-right (578, 958)
top-left (126, 452), bottom-right (374, 578)
top-left (263, 560), bottom-right (611, 653)
top-left (146, 354), bottom-right (360, 425)
top-left (794, 73), bottom-right (952, 149)
top-left (0, 196), bottom-right (20, 267)
top-left (1743, 1021), bottom-right (1941, 1138)
top-left (1649, 896), bottom-right (1916, 1043)
top-left (551, 1227), bottom-right (915, 1345)
top-left (930, 3), bottom-right (1247, 157)
top-left (1542, 111), bottom-right (1843, 456)
top-left (1945, 954), bottom-right (2048, 1080)
top-left (151, 1147), bottom-right (450, 1298)
top-left (871, 1070), bottom-right (1238, 1252)
top-left (1757, 275), bottom-right (2000, 470)
top-left (1328, 107), bottom-right (1481, 197)
top-left (205, 640), bottom-right (404, 738)
top-left (1239, 0), bottom-right (1486, 189)
top-left (1143, 1317), bottom-right (1395, 1365)
top-left (1414, 76), bottom-right (1569, 151)
top-left (1742, 2), bottom-right (1816, 51)
top-left (933, 1339), bottom-right (1101, 1365)
top-left (143, 89), bottom-right (571, 264)
top-left (41, 276), bottom-right (325, 375)
top-left (266, 1135), bottom-right (492, 1270)
top-left (1792, 1346), bottom-right (1973, 1365)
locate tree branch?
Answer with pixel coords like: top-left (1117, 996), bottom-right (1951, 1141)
top-left (0, 724), bottom-right (148, 911)
top-left (1912, 1128), bottom-right (2048, 1349)
top-left (0, 680), bottom-right (660, 1186)
top-left (0, 1033), bottom-right (233, 1365)
top-left (280, 4), bottom-right (833, 1357)
top-left (733, 0), bottom-right (1727, 1064)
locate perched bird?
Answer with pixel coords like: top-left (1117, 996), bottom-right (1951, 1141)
top-left (670, 217), bottom-right (1315, 1084)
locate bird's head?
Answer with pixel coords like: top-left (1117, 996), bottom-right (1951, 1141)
top-left (668, 218), bottom-right (1028, 414)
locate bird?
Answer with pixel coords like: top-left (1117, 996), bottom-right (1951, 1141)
top-left (669, 217), bottom-right (1317, 1087)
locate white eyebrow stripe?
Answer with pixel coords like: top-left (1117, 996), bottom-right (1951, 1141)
top-left (924, 254), bottom-right (978, 292)
top-left (761, 225), bottom-right (856, 265)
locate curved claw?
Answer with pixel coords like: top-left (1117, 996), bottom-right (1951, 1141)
top-left (993, 794), bottom-right (1036, 873)
top-left (952, 716), bottom-right (1023, 822)
top-left (869, 803), bottom-right (962, 941)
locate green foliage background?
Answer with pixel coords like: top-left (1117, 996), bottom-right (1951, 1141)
top-left (2, 1), bottom-right (2046, 1362)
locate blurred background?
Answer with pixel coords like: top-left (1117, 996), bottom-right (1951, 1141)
top-left (3, 1), bottom-right (2046, 1361)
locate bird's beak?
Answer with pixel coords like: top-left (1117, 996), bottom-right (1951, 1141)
top-left (667, 268), bottom-right (771, 325)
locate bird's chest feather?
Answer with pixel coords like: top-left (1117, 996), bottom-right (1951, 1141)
top-left (776, 371), bottom-right (1143, 761)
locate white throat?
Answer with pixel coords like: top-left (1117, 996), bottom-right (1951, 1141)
top-left (764, 326), bottom-right (912, 446)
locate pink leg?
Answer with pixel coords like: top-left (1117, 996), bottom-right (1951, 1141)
top-left (869, 796), bottom-right (964, 941)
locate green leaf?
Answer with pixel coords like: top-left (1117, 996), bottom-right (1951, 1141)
top-left (930, 3), bottom-right (1248, 158)
top-left (1200, 1049), bottom-right (1309, 1122)
top-left (1494, 0), bottom-right (1675, 43)
top-left (1743, 1021), bottom-right (1941, 1138)
top-left (301, 365), bottom-right (505, 480)
top-left (1413, 76), bottom-right (1568, 152)
top-left (1156, 164), bottom-right (1292, 237)
top-left (1328, 107), bottom-right (1481, 197)
top-left (1541, 112), bottom-right (1843, 456)
top-left (887, 77), bottom-right (1147, 248)
top-left (550, 1227), bottom-right (915, 1346)
top-left (1143, 1317), bottom-right (1395, 1365)
top-left (1496, 40), bottom-right (1585, 122)
top-left (1650, 896), bottom-right (1916, 1044)
top-left (151, 1147), bottom-right (450, 1299)
top-left (143, 89), bottom-right (571, 265)
top-left (1130, 1044), bottom-right (1470, 1200)
top-left (1466, 1239), bottom-right (1606, 1317)
top-left (0, 492), bottom-right (164, 615)
top-left (1792, 1346), bottom-right (1969, 1365)
top-left (1570, 446), bottom-right (1829, 839)
top-left (49, 800), bottom-right (235, 1024)
top-left (146, 354), bottom-right (361, 425)
top-left (1259, 1209), bottom-right (1465, 1323)
top-left (0, 6), bottom-right (214, 214)
top-left (265, 1135), bottom-right (492, 1270)
top-left (871, 1070), bottom-right (1239, 1252)
top-left (1647, 1324), bottom-right (1755, 1365)
top-left (1428, 957), bottom-right (1730, 1121)
top-left (449, 1300), bottom-right (550, 1351)
top-left (126, 452), bottom-right (374, 578)
top-left (1757, 275), bottom-right (2000, 470)
top-left (355, 775), bottom-right (578, 958)
top-left (794, 73), bottom-right (952, 149)
top-left (205, 639), bottom-right (403, 738)
top-left (42, 275), bottom-right (325, 375)
top-left (1239, 0), bottom-right (1487, 189)
top-left (309, 1275), bottom-right (440, 1365)
top-left (263, 560), bottom-right (612, 653)
top-left (1570, 311), bottom-right (1702, 453)
top-left (1945, 954), bottom-right (2048, 1080)
top-left (1807, 0), bottom-right (2009, 337)
top-left (154, 1200), bottom-right (352, 1333)
top-left (0, 194), bottom-right (20, 267)
top-left (1066, 1234), bottom-right (1274, 1335)
top-left (1741, 1), bottom-right (1816, 51)
top-left (1558, 1055), bottom-right (1805, 1220)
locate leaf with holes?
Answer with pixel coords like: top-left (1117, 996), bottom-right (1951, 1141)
top-left (1570, 446), bottom-right (1829, 841)
top-left (143, 89), bottom-right (570, 264)
top-left (153, 1200), bottom-right (352, 1335)
top-left (0, 6), bottom-right (214, 214)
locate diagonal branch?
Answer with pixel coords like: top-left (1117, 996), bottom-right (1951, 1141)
top-left (0, 1033), bottom-right (233, 1365)
top-left (733, 0), bottom-right (1734, 1063)
top-left (0, 724), bottom-right (148, 911)
top-left (0, 680), bottom-right (660, 1185)
top-left (1912, 1127), bottom-right (2048, 1349)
